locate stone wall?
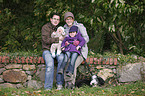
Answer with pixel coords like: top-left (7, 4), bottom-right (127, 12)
top-left (0, 56), bottom-right (144, 89)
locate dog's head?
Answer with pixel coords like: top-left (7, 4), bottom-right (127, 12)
top-left (92, 75), bottom-right (97, 79)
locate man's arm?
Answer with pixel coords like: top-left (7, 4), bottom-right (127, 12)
top-left (41, 24), bottom-right (59, 45)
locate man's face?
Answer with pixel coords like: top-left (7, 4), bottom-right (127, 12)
top-left (65, 17), bottom-right (74, 27)
top-left (50, 15), bottom-right (60, 26)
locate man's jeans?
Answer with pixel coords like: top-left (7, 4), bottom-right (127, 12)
top-left (56, 53), bottom-right (64, 86)
top-left (42, 50), bottom-right (64, 89)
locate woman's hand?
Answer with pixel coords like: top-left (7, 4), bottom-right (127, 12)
top-left (61, 47), bottom-right (65, 51)
top-left (76, 46), bottom-right (81, 50)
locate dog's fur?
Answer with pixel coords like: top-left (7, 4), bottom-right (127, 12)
top-left (90, 75), bottom-right (99, 87)
top-left (75, 75), bottom-right (105, 88)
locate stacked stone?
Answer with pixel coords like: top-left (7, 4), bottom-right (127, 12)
top-left (0, 55), bottom-right (144, 89)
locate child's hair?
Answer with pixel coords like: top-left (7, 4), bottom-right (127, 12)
top-left (69, 26), bottom-right (78, 33)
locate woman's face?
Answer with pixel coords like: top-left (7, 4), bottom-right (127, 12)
top-left (65, 17), bottom-right (74, 27)
top-left (69, 31), bottom-right (77, 37)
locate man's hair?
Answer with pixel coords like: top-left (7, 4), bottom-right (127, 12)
top-left (50, 12), bottom-right (61, 19)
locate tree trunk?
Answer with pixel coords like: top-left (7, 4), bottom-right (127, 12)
top-left (111, 33), bottom-right (123, 54)
top-left (116, 30), bottom-right (124, 54)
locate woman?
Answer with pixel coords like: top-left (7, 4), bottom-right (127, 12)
top-left (56, 12), bottom-right (89, 90)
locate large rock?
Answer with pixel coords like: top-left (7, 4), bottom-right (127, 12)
top-left (5, 64), bottom-right (22, 69)
top-left (0, 83), bottom-right (16, 88)
top-left (35, 64), bottom-right (45, 82)
top-left (35, 64), bottom-right (57, 83)
top-left (0, 68), bottom-right (6, 74)
top-left (23, 64), bottom-right (36, 70)
top-left (3, 69), bottom-right (27, 83)
top-left (117, 62), bottom-right (145, 82)
top-left (27, 80), bottom-right (43, 89)
top-left (0, 75), bottom-right (4, 83)
top-left (16, 84), bottom-right (24, 88)
top-left (0, 78), bottom-right (4, 83)
top-left (0, 64), bottom-right (5, 68)
top-left (97, 68), bottom-right (114, 81)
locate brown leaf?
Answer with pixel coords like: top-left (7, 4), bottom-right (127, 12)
top-left (141, 89), bottom-right (144, 91)
top-left (130, 91), bottom-right (135, 93)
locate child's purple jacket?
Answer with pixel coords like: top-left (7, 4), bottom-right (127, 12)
top-left (61, 32), bottom-right (86, 54)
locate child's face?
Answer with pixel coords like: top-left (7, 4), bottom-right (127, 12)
top-left (69, 31), bottom-right (77, 37)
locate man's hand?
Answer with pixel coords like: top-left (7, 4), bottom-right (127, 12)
top-left (51, 31), bottom-right (57, 38)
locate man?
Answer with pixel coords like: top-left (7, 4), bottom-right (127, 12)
top-left (57, 12), bottom-right (89, 89)
top-left (41, 12), bottom-right (63, 90)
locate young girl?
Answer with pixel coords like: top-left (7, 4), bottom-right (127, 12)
top-left (58, 26), bottom-right (86, 77)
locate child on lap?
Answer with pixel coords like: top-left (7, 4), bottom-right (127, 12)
top-left (58, 26), bottom-right (85, 77)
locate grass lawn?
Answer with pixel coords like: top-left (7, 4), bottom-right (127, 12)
top-left (0, 81), bottom-right (144, 96)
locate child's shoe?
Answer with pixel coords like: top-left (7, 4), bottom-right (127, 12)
top-left (66, 72), bottom-right (72, 77)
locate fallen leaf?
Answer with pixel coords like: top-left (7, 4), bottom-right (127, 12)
top-left (82, 91), bottom-right (84, 93)
top-left (21, 92), bottom-right (24, 94)
top-left (130, 91), bottom-right (135, 93)
top-left (33, 90), bottom-right (41, 93)
top-left (25, 91), bottom-right (30, 93)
